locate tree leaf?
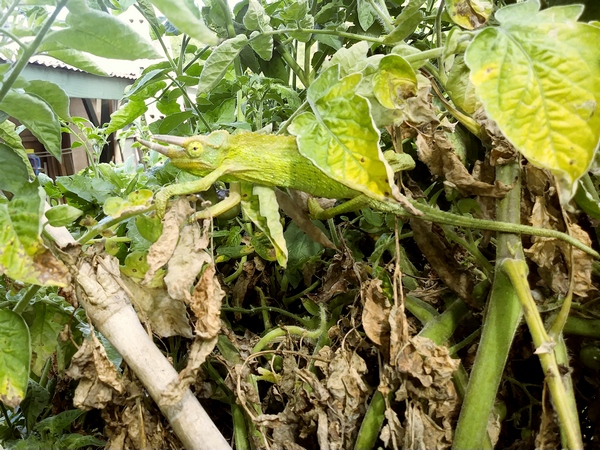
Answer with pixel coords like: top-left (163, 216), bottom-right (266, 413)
top-left (240, 184), bottom-right (288, 267)
top-left (465, 0), bottom-right (600, 203)
top-left (0, 89), bottom-right (61, 160)
top-left (104, 99), bottom-right (148, 135)
top-left (43, 9), bottom-right (160, 60)
top-left (289, 65), bottom-right (400, 202)
top-left (446, 0), bottom-right (493, 30)
top-left (0, 121), bottom-right (30, 177)
top-left (43, 49), bottom-right (110, 76)
top-left (25, 80), bottom-right (71, 121)
top-left (147, 0), bottom-right (218, 45)
top-left (0, 308), bottom-right (30, 408)
top-left (198, 35), bottom-right (248, 93)
top-left (249, 31), bottom-right (273, 61)
top-left (446, 55), bottom-right (479, 114)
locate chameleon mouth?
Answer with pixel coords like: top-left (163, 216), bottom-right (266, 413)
top-left (135, 135), bottom-right (187, 158)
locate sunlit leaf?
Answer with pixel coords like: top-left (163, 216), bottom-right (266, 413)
top-left (0, 89), bottom-right (61, 160)
top-left (104, 99), bottom-right (148, 135)
top-left (198, 35), bottom-right (248, 93)
top-left (43, 9), bottom-right (160, 60)
top-left (446, 0), bottom-right (493, 30)
top-left (289, 65), bottom-right (400, 202)
top-left (148, 0), bottom-right (218, 45)
top-left (373, 55), bottom-right (418, 109)
top-left (43, 49), bottom-right (110, 77)
top-left (0, 308), bottom-right (30, 408)
top-left (465, 0), bottom-right (600, 203)
top-left (25, 80), bottom-right (71, 121)
top-left (45, 204), bottom-right (83, 227)
top-left (446, 56), bottom-right (479, 114)
top-left (241, 184), bottom-right (287, 267)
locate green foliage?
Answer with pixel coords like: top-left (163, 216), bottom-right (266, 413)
top-left (466, 0), bottom-right (600, 203)
top-left (1, 0), bottom-right (600, 448)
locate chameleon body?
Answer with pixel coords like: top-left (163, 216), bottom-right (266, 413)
top-left (139, 130), bottom-right (415, 210)
top-left (135, 131), bottom-right (599, 259)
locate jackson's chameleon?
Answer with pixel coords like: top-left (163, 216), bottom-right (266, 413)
top-left (136, 131), bottom-right (599, 260)
top-left (137, 130), bottom-right (419, 219)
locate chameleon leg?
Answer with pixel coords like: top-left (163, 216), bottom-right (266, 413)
top-left (155, 166), bottom-right (229, 217)
top-left (192, 183), bottom-right (242, 220)
top-left (309, 195), bottom-right (369, 220)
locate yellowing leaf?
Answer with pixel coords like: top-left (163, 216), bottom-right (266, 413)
top-left (446, 0), bottom-right (493, 30)
top-left (241, 184), bottom-right (288, 267)
top-left (373, 55), bottom-right (418, 109)
top-left (0, 309), bottom-right (30, 408)
top-left (465, 0), bottom-right (600, 203)
top-left (289, 65), bottom-right (400, 202)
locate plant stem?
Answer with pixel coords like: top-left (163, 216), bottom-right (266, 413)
top-left (258, 28), bottom-right (385, 45)
top-left (453, 160), bottom-right (523, 449)
top-left (365, 198), bottom-right (600, 259)
top-left (0, 0), bottom-right (19, 28)
top-left (13, 284), bottom-right (41, 315)
top-left (502, 258), bottom-right (583, 449)
top-left (0, 0), bottom-right (69, 104)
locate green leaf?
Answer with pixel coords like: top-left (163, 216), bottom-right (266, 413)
top-left (0, 120), bottom-right (27, 155)
top-left (241, 184), bottom-right (288, 267)
top-left (446, 55), bottom-right (479, 114)
top-left (103, 189), bottom-right (153, 218)
top-left (35, 409), bottom-right (86, 435)
top-left (45, 204), bottom-right (83, 227)
top-left (25, 80), bottom-right (71, 121)
top-left (289, 65), bottom-right (400, 202)
top-left (0, 308), bottom-right (30, 408)
top-left (465, 0), bottom-right (600, 203)
top-left (28, 302), bottom-right (70, 376)
top-left (43, 49), bottom-right (110, 76)
top-left (0, 89), bottom-right (61, 160)
top-left (446, 0), bottom-right (493, 30)
top-left (357, 0), bottom-right (377, 31)
top-left (372, 55), bottom-right (418, 109)
top-left (43, 9), bottom-right (160, 60)
top-left (249, 31), bottom-right (273, 61)
top-left (198, 35), bottom-right (248, 93)
top-left (147, 0), bottom-right (218, 45)
top-left (104, 99), bottom-right (148, 135)
top-left (244, 0), bottom-right (270, 31)
top-left (383, 10), bottom-right (424, 44)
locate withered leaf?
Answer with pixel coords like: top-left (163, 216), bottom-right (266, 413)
top-left (361, 278), bottom-right (391, 347)
top-left (190, 264), bottom-right (224, 339)
top-left (416, 129), bottom-right (511, 197)
top-left (66, 333), bottom-right (125, 410)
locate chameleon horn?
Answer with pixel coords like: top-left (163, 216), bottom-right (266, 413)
top-left (152, 134), bottom-right (187, 147)
top-left (135, 137), bottom-right (171, 156)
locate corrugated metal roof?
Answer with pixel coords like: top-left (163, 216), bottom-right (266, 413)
top-left (29, 55), bottom-right (138, 80)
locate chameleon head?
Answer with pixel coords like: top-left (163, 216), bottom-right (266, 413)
top-left (136, 133), bottom-right (226, 175)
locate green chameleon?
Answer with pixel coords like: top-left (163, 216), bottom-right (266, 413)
top-left (137, 131), bottom-right (598, 259)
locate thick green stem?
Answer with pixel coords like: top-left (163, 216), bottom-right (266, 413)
top-left (453, 160), bottom-right (523, 449)
top-left (502, 259), bottom-right (583, 449)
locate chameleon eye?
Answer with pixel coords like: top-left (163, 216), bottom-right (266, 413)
top-left (186, 142), bottom-right (204, 157)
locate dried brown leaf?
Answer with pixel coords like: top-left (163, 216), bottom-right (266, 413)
top-left (190, 264), bottom-right (224, 339)
top-left (120, 275), bottom-right (192, 338)
top-left (526, 197), bottom-right (593, 296)
top-left (361, 279), bottom-right (391, 347)
top-left (66, 333), bottom-right (126, 410)
top-left (416, 129), bottom-right (511, 197)
top-left (163, 220), bottom-right (211, 302)
top-left (410, 218), bottom-right (474, 303)
top-left (144, 198), bottom-right (193, 283)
